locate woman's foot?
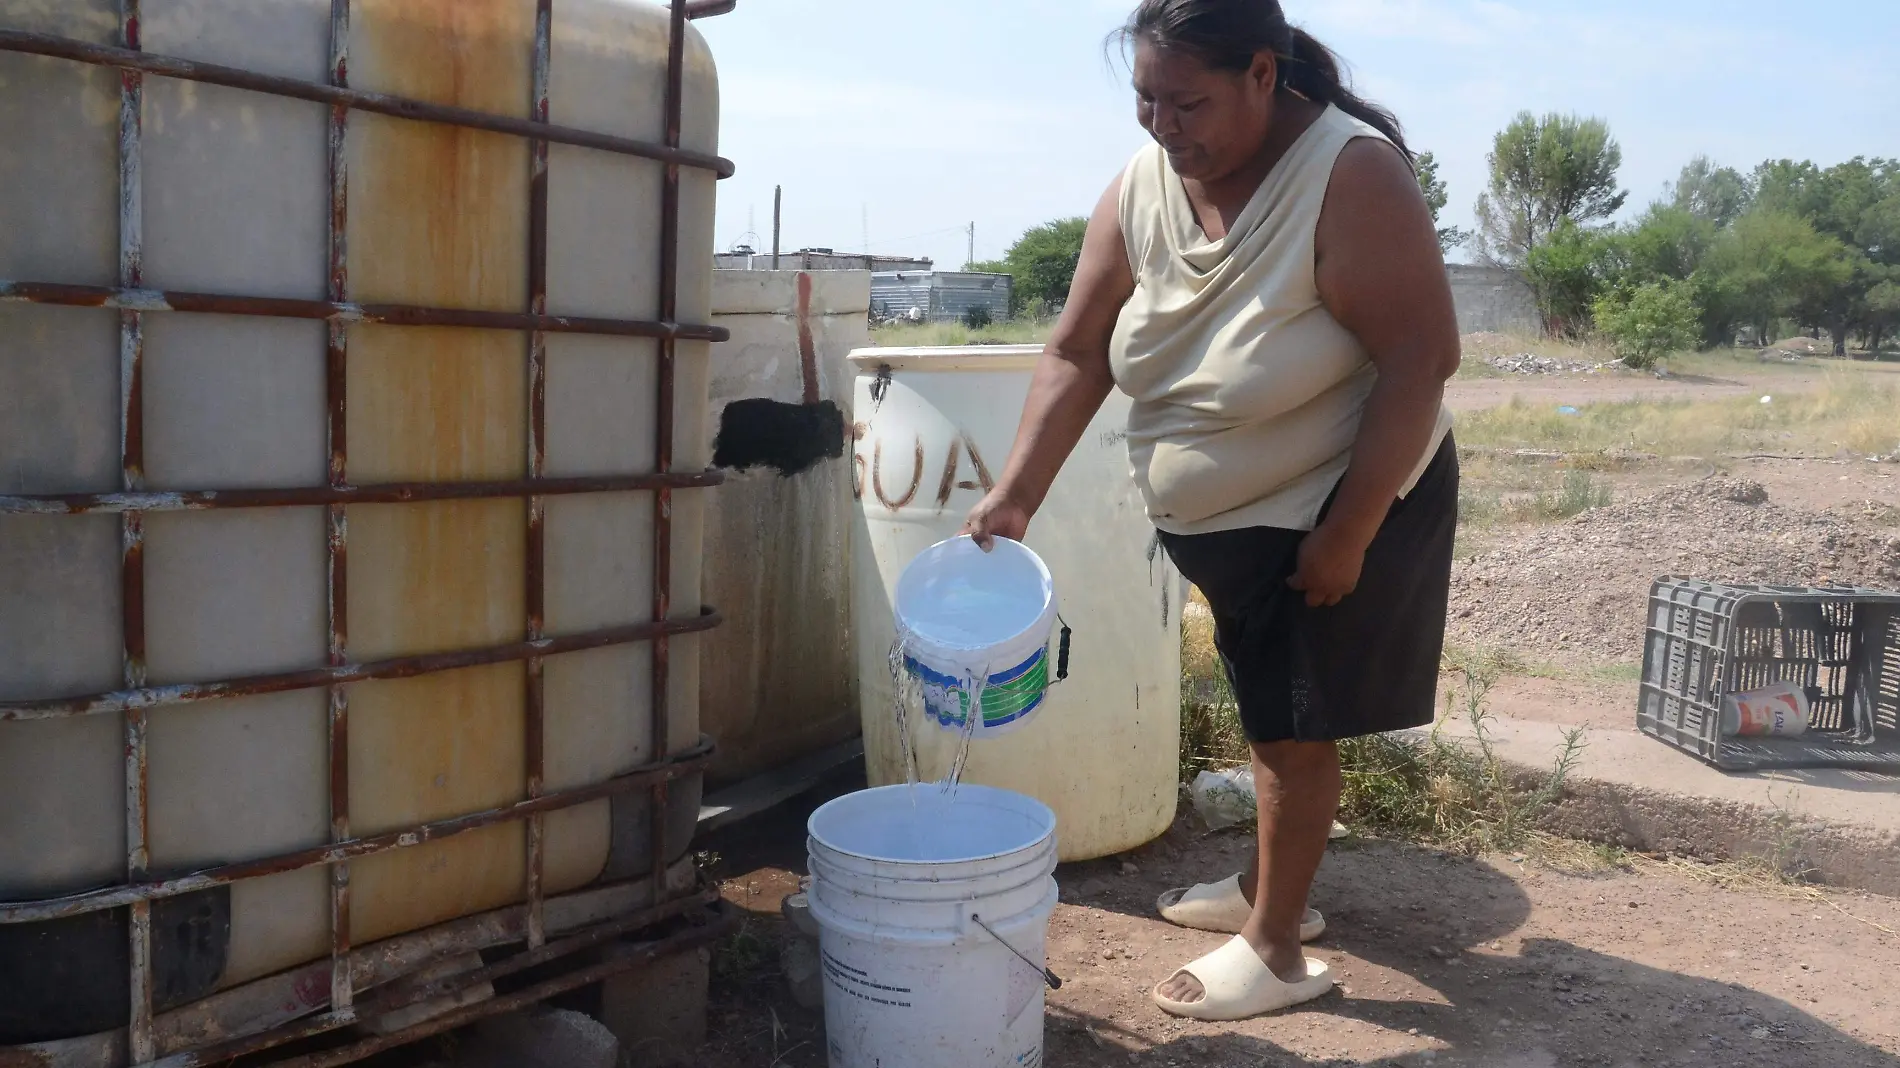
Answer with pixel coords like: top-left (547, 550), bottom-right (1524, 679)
top-left (1156, 933), bottom-right (1308, 1004)
top-left (1152, 935), bottom-right (1334, 1020)
top-left (1155, 875), bottom-right (1325, 940)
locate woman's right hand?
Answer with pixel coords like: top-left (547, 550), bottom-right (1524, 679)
top-left (961, 490), bottom-right (1032, 551)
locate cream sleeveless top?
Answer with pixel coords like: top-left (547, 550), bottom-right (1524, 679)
top-left (1108, 104), bottom-right (1453, 535)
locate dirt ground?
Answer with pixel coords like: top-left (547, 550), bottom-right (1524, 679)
top-left (696, 787), bottom-right (1900, 1068)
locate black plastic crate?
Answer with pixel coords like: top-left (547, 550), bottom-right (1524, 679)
top-left (1639, 579), bottom-right (1900, 772)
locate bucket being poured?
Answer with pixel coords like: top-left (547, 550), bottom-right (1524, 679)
top-left (807, 784), bottom-right (1059, 1068)
top-left (895, 535), bottom-right (1062, 737)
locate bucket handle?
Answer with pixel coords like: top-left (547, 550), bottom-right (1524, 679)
top-left (1050, 616), bottom-right (1072, 687)
top-left (969, 912), bottom-right (1062, 990)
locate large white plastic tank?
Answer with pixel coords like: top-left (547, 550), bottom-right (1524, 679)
top-left (0, 0), bottom-right (717, 1045)
top-left (850, 346), bottom-right (1181, 862)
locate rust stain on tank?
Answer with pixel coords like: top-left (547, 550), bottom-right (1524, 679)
top-left (339, 0), bottom-right (535, 951)
top-left (346, 0), bottom-right (530, 312)
top-left (346, 662), bottom-right (526, 945)
top-left (795, 272), bottom-right (819, 404)
top-left (346, 324), bottom-right (525, 483)
top-left (345, 500), bottom-right (526, 662)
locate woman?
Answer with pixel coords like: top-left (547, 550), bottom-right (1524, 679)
top-left (961, 0), bottom-right (1461, 1023)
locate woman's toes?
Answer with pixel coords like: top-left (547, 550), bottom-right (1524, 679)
top-left (1158, 972), bottom-right (1206, 1003)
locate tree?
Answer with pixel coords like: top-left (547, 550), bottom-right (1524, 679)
top-left (1864, 278), bottom-right (1900, 353)
top-left (1415, 151), bottom-right (1469, 255)
top-left (1750, 156), bottom-right (1899, 354)
top-left (1474, 112), bottom-right (1627, 267)
top-left (975, 217), bottom-right (1089, 317)
top-left (1622, 205), bottom-right (1716, 286)
top-left (1593, 280), bottom-right (1701, 369)
top-left (1699, 210), bottom-right (1853, 345)
top-left (1524, 218), bottom-right (1621, 337)
top-left (1670, 156), bottom-right (1753, 229)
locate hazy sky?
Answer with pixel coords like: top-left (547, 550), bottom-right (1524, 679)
top-left (697, 1), bottom-right (1899, 270)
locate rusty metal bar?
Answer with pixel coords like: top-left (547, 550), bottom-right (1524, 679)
top-left (0, 610), bottom-right (721, 722)
top-left (644, 0), bottom-right (690, 910)
top-left (0, 30), bottom-right (737, 179)
top-left (0, 471), bottom-right (725, 516)
top-left (523, 0), bottom-right (554, 954)
top-left (115, 0), bottom-right (156, 1060)
top-left (264, 906), bottom-right (739, 1068)
top-left (324, 0), bottom-right (354, 1018)
top-left (0, 736), bottom-right (715, 925)
top-left (138, 888), bottom-right (721, 1068)
top-left (0, 280), bottom-right (730, 343)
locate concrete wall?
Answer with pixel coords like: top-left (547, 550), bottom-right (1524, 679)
top-left (700, 271), bottom-right (870, 786)
top-left (1447, 263), bottom-right (1540, 336)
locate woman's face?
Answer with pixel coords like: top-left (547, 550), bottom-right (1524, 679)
top-left (1133, 41), bottom-right (1278, 183)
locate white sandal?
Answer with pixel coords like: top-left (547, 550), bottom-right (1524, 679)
top-left (1152, 935), bottom-right (1334, 1021)
top-left (1155, 874), bottom-right (1325, 942)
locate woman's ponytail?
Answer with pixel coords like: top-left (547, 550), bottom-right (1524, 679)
top-left (1282, 27), bottom-right (1409, 160)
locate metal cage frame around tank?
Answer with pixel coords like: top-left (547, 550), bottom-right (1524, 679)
top-left (0, 1), bottom-right (740, 1065)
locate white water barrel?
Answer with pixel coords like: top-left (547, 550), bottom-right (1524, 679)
top-left (0, 0), bottom-right (718, 1047)
top-left (850, 346), bottom-right (1181, 862)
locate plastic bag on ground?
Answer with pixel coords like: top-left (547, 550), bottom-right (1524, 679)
top-left (1190, 767), bottom-right (1257, 830)
top-left (1190, 765), bottom-right (1351, 838)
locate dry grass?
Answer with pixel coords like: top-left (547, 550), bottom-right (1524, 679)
top-left (1179, 601), bottom-right (1251, 782)
top-left (1455, 374), bottom-right (1900, 460)
top-left (868, 319), bottom-right (1053, 348)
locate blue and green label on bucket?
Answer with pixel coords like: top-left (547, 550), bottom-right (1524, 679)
top-left (905, 645), bottom-right (1050, 734)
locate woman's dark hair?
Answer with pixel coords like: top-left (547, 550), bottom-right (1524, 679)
top-left (1115, 0), bottom-right (1410, 160)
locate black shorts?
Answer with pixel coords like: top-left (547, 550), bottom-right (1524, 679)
top-left (1161, 436), bottom-right (1459, 744)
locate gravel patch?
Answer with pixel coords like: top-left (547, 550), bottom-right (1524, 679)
top-left (1451, 477), bottom-right (1900, 663)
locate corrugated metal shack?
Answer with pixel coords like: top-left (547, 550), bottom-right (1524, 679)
top-left (870, 270), bottom-right (1012, 324)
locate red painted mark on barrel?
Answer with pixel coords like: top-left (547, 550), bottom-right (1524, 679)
top-left (796, 272), bottom-right (819, 405)
top-left (873, 436), bottom-right (924, 511)
top-left (961, 433), bottom-right (996, 491)
top-left (934, 437), bottom-right (963, 511)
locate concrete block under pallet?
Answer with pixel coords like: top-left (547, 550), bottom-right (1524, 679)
top-left (599, 946), bottom-right (711, 1068)
top-left (451, 1008), bottom-right (619, 1068)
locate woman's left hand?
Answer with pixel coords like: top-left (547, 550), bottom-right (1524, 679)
top-left (1286, 520), bottom-right (1372, 608)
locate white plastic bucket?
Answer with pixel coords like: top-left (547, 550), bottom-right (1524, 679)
top-left (895, 535), bottom-right (1060, 737)
top-left (806, 785), bottom-right (1059, 1068)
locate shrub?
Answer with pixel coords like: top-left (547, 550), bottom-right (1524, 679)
top-left (1593, 279), bottom-right (1701, 369)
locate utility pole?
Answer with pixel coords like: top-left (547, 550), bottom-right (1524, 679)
top-left (771, 185), bottom-right (782, 270)
top-left (967, 221), bottom-right (975, 269)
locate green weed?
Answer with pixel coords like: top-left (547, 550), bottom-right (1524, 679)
top-left (1336, 663), bottom-right (1587, 854)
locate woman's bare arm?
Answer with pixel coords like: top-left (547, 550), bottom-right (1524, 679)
top-left (1291, 138), bottom-right (1461, 605)
top-left (963, 174), bottom-right (1137, 548)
